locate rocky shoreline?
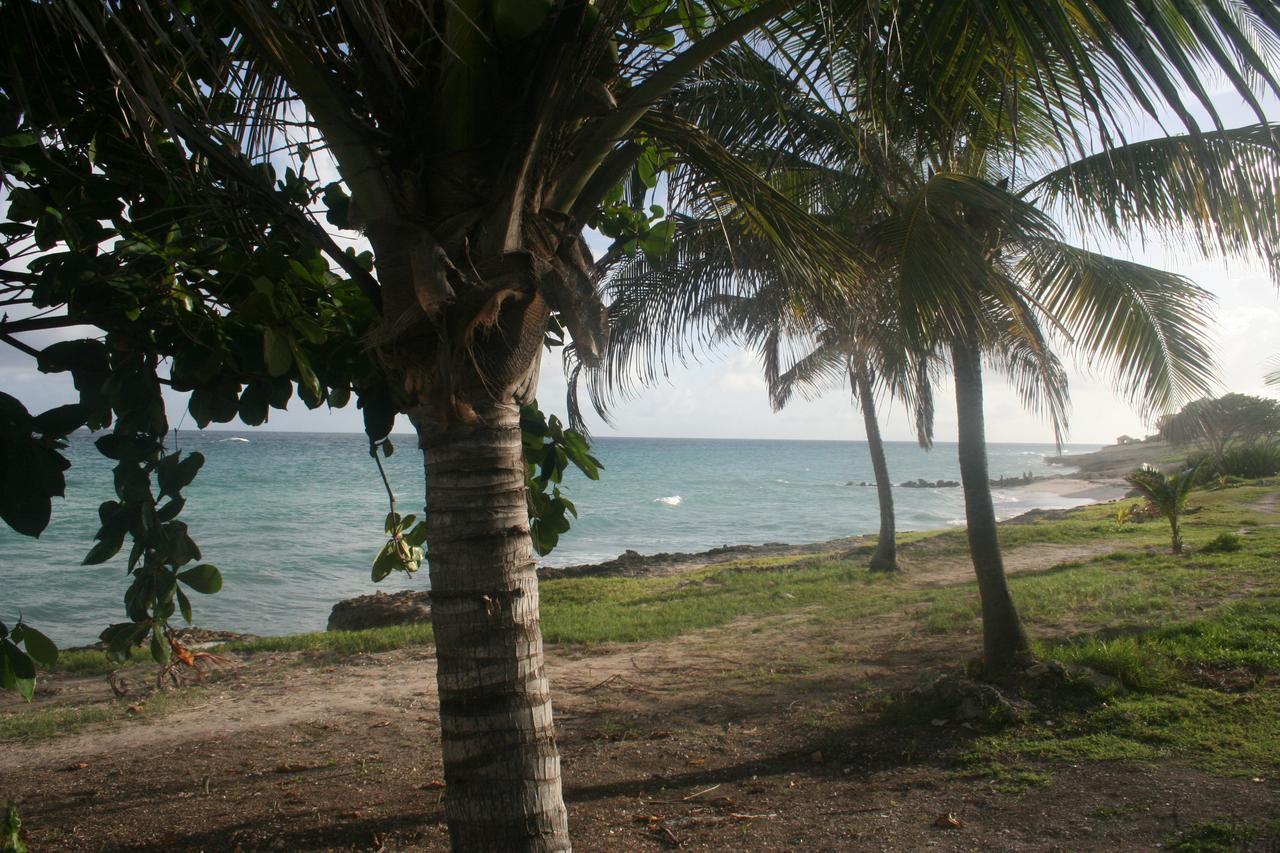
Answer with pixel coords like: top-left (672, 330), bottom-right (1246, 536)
top-left (320, 441), bottom-right (1158, 633)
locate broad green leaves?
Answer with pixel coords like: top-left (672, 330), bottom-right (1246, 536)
top-left (372, 511), bottom-right (428, 582)
top-left (0, 620), bottom-right (59, 702)
top-left (178, 564), bottom-right (223, 594)
top-left (0, 393), bottom-right (82, 537)
top-left (522, 402), bottom-right (602, 556)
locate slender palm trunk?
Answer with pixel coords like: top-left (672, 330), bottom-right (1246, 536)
top-left (413, 399), bottom-right (570, 852)
top-left (852, 361), bottom-right (898, 572)
top-left (950, 339), bottom-right (1030, 670)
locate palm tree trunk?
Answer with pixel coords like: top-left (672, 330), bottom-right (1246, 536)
top-left (413, 399), bottom-right (570, 852)
top-left (851, 361), bottom-right (898, 572)
top-left (950, 339), bottom-right (1030, 671)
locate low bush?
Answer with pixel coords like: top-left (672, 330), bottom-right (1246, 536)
top-left (1200, 533), bottom-right (1242, 554)
top-left (1187, 444), bottom-right (1280, 483)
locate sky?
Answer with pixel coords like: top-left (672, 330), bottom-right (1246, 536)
top-left (3, 85), bottom-right (1279, 446)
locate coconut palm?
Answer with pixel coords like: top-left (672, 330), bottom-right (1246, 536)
top-left (581, 39), bottom-right (1280, 670)
top-left (716, 281), bottom-right (941, 573)
top-left (1126, 465), bottom-right (1199, 553)
top-left (8, 1), bottom-right (1280, 847)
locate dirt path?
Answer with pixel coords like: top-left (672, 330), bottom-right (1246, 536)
top-left (4, 530), bottom-right (1275, 852)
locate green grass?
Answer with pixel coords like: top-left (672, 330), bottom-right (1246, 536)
top-left (16, 480), bottom-right (1280, 782)
top-left (1166, 820), bottom-right (1257, 852)
top-left (223, 623), bottom-right (435, 656)
top-left (0, 688), bottom-right (198, 743)
top-left (964, 596), bottom-right (1280, 777)
top-left (539, 557), bottom-right (913, 644)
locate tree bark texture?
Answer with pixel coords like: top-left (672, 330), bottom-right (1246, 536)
top-left (950, 339), bottom-right (1031, 670)
top-left (852, 362), bottom-right (898, 572)
top-left (413, 399), bottom-right (570, 852)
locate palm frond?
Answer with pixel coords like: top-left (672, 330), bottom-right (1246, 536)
top-left (1017, 239), bottom-right (1218, 414)
top-left (1023, 124), bottom-right (1280, 275)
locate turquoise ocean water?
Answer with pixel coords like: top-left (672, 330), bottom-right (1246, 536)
top-left (1, 431), bottom-right (1100, 645)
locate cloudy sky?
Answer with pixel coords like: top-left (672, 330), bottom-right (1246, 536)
top-left (3, 87), bottom-right (1279, 447)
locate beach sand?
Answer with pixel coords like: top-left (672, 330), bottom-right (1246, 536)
top-left (1021, 476), bottom-right (1129, 501)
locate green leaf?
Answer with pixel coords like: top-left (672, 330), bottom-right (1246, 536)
top-left (82, 537), bottom-right (123, 565)
top-left (150, 629), bottom-right (170, 664)
top-left (371, 544), bottom-right (397, 582)
top-left (177, 564), bottom-right (222, 594)
top-left (32, 404), bottom-right (87, 436)
top-left (177, 587), bottom-right (193, 624)
top-left (18, 624), bottom-right (58, 666)
top-left (404, 521), bottom-right (428, 547)
top-left (156, 497), bottom-right (186, 523)
top-left (0, 132), bottom-right (38, 147)
top-left (381, 438), bottom-right (395, 458)
top-left (100, 622), bottom-right (148, 661)
top-left (1, 640), bottom-right (36, 701)
top-left (384, 511), bottom-right (401, 534)
top-left (5, 187), bottom-right (44, 222)
top-left (263, 328), bottom-right (293, 377)
top-left (492, 0), bottom-right (553, 42)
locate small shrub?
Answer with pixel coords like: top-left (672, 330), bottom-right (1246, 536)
top-left (1187, 444), bottom-right (1280, 483)
top-left (1126, 465), bottom-right (1198, 554)
top-left (1167, 819), bottom-right (1255, 852)
top-left (1200, 533), bottom-right (1243, 554)
top-left (1051, 636), bottom-right (1178, 693)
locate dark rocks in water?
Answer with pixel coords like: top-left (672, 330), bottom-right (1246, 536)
top-left (988, 472), bottom-right (1042, 487)
top-left (899, 478), bottom-right (961, 489)
top-left (327, 590), bottom-right (432, 632)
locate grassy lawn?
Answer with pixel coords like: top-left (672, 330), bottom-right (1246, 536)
top-left (10, 481), bottom-right (1279, 776)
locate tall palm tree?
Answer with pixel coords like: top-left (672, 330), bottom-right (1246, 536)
top-left (716, 293), bottom-right (939, 574)
top-left (8, 2), bottom-right (1280, 847)
top-left (580, 43), bottom-right (1280, 672)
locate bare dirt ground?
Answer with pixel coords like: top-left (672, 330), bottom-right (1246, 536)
top-left (3, 532), bottom-right (1277, 852)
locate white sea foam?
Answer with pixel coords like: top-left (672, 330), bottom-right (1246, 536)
top-left (219, 437), bottom-right (250, 443)
top-left (654, 495), bottom-right (682, 506)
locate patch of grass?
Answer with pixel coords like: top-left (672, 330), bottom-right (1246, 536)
top-left (0, 704), bottom-right (117, 742)
top-left (1200, 532), bottom-right (1243, 554)
top-left (968, 597), bottom-right (1280, 777)
top-left (49, 648), bottom-right (129, 677)
top-left (1166, 819), bottom-right (1256, 852)
top-left (222, 623), bottom-right (435, 656)
top-left (1087, 803), bottom-right (1147, 819)
top-left (539, 558), bottom-right (910, 645)
top-left (1041, 636), bottom-right (1180, 692)
top-left (0, 688), bottom-right (199, 743)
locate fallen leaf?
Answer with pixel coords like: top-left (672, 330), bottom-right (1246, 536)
top-left (934, 812), bottom-right (964, 829)
top-left (126, 704), bottom-right (143, 714)
top-left (686, 758), bottom-right (705, 766)
top-left (649, 730), bottom-right (672, 739)
top-left (810, 751), bottom-right (825, 764)
top-left (370, 720), bottom-right (391, 728)
top-left (419, 780), bottom-right (446, 790)
top-left (708, 796), bottom-right (735, 808)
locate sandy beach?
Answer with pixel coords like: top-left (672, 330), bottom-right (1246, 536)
top-left (1016, 476), bottom-right (1129, 501)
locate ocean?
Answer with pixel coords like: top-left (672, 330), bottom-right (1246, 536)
top-left (1, 431), bottom-right (1100, 645)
